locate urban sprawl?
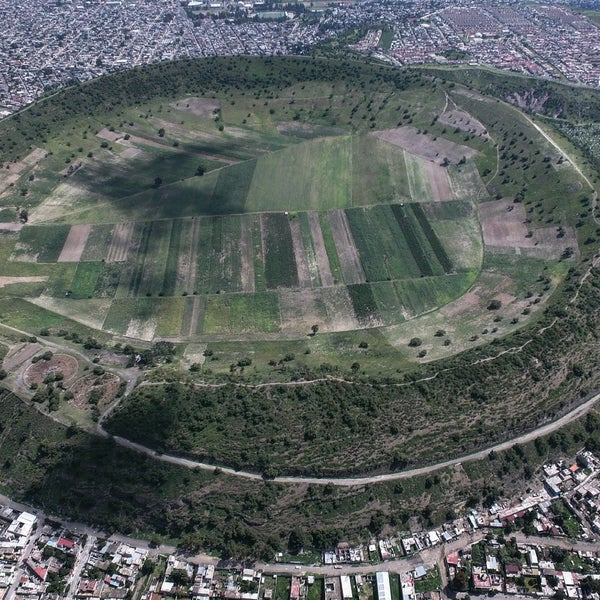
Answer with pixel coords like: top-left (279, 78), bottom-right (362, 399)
top-left (1, 0), bottom-right (600, 117)
top-left (2, 449), bottom-right (600, 600)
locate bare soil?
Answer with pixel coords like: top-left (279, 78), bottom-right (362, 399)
top-left (0, 223), bottom-right (23, 231)
top-left (0, 148), bottom-right (46, 195)
top-left (278, 289), bottom-right (324, 331)
top-left (327, 209), bottom-right (366, 284)
top-left (0, 276), bottom-right (47, 288)
top-left (289, 219), bottom-right (311, 289)
top-left (106, 222), bottom-right (134, 263)
top-left (480, 199), bottom-right (578, 259)
top-left (424, 160), bottom-right (453, 201)
top-left (171, 97), bottom-right (221, 117)
top-left (3, 343), bottom-right (42, 372)
top-left (96, 128), bottom-right (121, 142)
top-left (67, 372), bottom-right (120, 411)
top-left (23, 354), bottom-right (78, 387)
top-left (57, 224), bottom-right (91, 263)
top-left (321, 286), bottom-right (361, 331)
top-left (438, 109), bottom-right (489, 138)
top-left (372, 127), bottom-right (477, 165)
top-left (307, 212), bottom-right (334, 287)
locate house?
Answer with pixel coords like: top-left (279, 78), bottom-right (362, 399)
top-left (375, 573), bottom-right (392, 600)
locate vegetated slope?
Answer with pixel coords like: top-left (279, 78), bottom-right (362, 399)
top-left (4, 383), bottom-right (600, 557)
top-left (105, 259), bottom-right (600, 477)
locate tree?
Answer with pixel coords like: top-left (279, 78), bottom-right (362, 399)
top-left (487, 299), bottom-right (502, 310)
top-left (311, 324), bottom-right (319, 336)
top-left (408, 337), bottom-right (422, 347)
top-left (153, 176), bottom-right (162, 188)
top-left (158, 127), bottom-right (165, 138)
top-left (196, 165), bottom-right (205, 176)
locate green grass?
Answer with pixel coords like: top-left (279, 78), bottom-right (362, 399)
top-left (103, 297), bottom-right (159, 335)
top-left (353, 135), bottom-right (410, 205)
top-left (203, 292), bottom-right (280, 334)
top-left (210, 159), bottom-right (256, 214)
top-left (137, 220), bottom-right (173, 298)
top-left (70, 262), bottom-right (104, 299)
top-left (246, 136), bottom-right (352, 212)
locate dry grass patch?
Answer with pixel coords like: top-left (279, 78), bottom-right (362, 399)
top-left (171, 97), bottom-right (221, 117)
top-left (480, 199), bottom-right (578, 259)
top-left (373, 126), bottom-right (477, 165)
top-left (57, 224), bottom-right (91, 263)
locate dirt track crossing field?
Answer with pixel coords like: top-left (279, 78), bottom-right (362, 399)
top-left (57, 224), bottom-right (91, 262)
top-left (328, 209), bottom-right (366, 285)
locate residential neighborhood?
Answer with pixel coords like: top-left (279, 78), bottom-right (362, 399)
top-left (1, 0), bottom-right (600, 117)
top-left (1, 449), bottom-right (600, 599)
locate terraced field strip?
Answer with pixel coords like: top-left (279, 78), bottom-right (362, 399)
top-left (382, 205), bottom-right (423, 279)
top-left (155, 297), bottom-right (186, 337)
top-left (137, 220), bottom-right (173, 298)
top-left (57, 224), bottom-right (91, 263)
top-left (298, 212), bottom-right (321, 288)
top-left (162, 218), bottom-right (186, 296)
top-left (278, 288), bottom-right (327, 331)
top-left (168, 218), bottom-right (193, 295)
top-left (390, 205), bottom-right (436, 277)
top-left (370, 280), bottom-right (405, 325)
top-left (408, 204), bottom-right (453, 273)
top-left (289, 218), bottom-right (311, 289)
top-left (345, 208), bottom-right (388, 281)
top-left (106, 221), bottom-right (135, 263)
top-left (246, 135), bottom-right (352, 212)
top-left (239, 215), bottom-right (255, 293)
top-left (262, 212), bottom-right (299, 289)
top-left (121, 222), bottom-right (152, 298)
top-left (347, 283), bottom-right (382, 327)
top-left (185, 295), bottom-right (206, 336)
top-left (195, 217), bottom-right (214, 293)
top-left (309, 212), bottom-right (334, 287)
top-left (327, 209), bottom-right (365, 285)
top-left (218, 215), bottom-right (243, 293)
top-left (251, 214), bottom-right (266, 292)
top-left (81, 224), bottom-right (114, 261)
top-left (404, 151), bottom-right (434, 202)
top-left (320, 286), bottom-right (360, 331)
top-left (186, 217), bottom-right (201, 294)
